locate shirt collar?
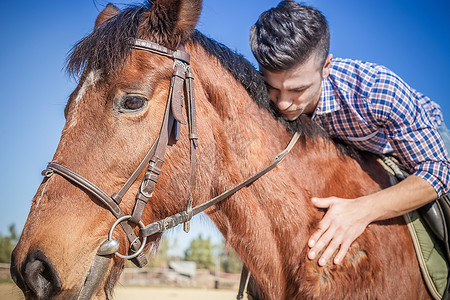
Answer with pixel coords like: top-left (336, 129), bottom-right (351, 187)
top-left (312, 76), bottom-right (342, 119)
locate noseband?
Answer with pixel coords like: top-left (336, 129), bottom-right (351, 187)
top-left (41, 38), bottom-right (300, 294)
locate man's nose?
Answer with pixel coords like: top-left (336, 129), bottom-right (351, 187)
top-left (275, 92), bottom-right (292, 111)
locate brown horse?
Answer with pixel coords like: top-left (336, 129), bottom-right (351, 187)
top-left (11, 0), bottom-right (429, 299)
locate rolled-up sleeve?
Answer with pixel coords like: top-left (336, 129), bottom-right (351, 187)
top-left (369, 68), bottom-right (450, 196)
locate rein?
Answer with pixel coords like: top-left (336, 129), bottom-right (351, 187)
top-left (42, 38), bottom-right (300, 297)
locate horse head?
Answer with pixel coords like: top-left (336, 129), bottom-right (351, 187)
top-left (11, 1), bottom-right (205, 299)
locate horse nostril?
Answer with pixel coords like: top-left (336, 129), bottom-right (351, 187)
top-left (21, 250), bottom-right (62, 299)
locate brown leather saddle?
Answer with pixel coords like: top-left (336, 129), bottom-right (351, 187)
top-left (377, 156), bottom-right (450, 300)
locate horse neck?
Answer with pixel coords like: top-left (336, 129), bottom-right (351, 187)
top-left (188, 44), bottom-right (304, 297)
top-left (187, 43), bottom-right (387, 298)
top-left (189, 44), bottom-right (292, 166)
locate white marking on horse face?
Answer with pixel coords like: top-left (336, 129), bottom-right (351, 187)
top-left (75, 70), bottom-right (100, 104)
top-left (34, 178), bottom-right (49, 210)
top-left (67, 70), bottom-right (101, 128)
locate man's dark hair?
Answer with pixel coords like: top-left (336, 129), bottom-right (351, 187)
top-left (250, 0), bottom-right (330, 72)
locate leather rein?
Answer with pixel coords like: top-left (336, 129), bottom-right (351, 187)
top-left (42, 38), bottom-right (300, 273)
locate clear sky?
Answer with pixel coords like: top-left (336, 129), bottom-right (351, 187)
top-left (1, 0), bottom-right (449, 256)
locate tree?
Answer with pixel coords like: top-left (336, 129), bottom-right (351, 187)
top-left (184, 234), bottom-right (215, 270)
top-left (0, 224), bottom-right (18, 263)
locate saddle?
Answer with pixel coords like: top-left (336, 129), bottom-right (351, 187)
top-left (379, 156), bottom-right (450, 300)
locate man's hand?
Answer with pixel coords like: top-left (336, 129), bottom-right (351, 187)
top-left (307, 176), bottom-right (438, 267)
top-left (307, 196), bottom-right (373, 266)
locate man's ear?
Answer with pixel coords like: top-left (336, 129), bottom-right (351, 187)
top-left (94, 3), bottom-right (121, 30)
top-left (322, 54), bottom-right (333, 79)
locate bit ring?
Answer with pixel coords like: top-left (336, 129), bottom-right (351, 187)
top-left (108, 215), bottom-right (147, 259)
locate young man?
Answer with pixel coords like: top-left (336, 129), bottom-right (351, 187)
top-left (250, 0), bottom-right (450, 267)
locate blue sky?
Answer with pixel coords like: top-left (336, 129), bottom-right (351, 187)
top-left (1, 0), bottom-right (449, 256)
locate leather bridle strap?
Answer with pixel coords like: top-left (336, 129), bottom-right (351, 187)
top-left (140, 132), bottom-right (300, 237)
top-left (42, 39), bottom-right (196, 268)
top-left (133, 39), bottom-right (190, 63)
top-left (183, 66), bottom-right (198, 232)
top-left (43, 162), bottom-right (149, 267)
top-left (128, 40), bottom-right (197, 227)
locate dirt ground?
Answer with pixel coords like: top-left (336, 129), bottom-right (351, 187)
top-left (0, 283), bottom-right (24, 300)
top-left (0, 283), bottom-right (247, 300)
top-left (114, 286), bottom-right (244, 299)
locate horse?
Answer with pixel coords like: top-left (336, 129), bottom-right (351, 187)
top-left (10, 0), bottom-right (430, 299)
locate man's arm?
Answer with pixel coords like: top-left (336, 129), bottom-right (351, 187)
top-left (307, 175), bottom-right (437, 266)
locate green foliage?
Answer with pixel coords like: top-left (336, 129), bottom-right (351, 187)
top-left (137, 233), bottom-right (243, 274)
top-left (0, 224), bottom-right (18, 263)
top-left (184, 234), bottom-right (215, 270)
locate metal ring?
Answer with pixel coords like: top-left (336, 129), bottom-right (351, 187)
top-left (108, 215), bottom-right (147, 259)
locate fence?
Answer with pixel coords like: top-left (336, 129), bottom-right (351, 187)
top-left (0, 262), bottom-right (240, 290)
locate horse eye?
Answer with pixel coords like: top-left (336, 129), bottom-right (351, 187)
top-left (120, 96), bottom-right (147, 112)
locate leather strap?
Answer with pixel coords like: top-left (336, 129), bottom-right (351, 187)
top-left (186, 67), bottom-right (198, 145)
top-left (171, 62), bottom-right (187, 125)
top-left (41, 38), bottom-right (299, 271)
top-left (133, 39), bottom-right (190, 63)
top-left (42, 41), bottom-right (195, 268)
top-left (236, 264), bottom-right (249, 299)
top-left (183, 67), bottom-right (198, 232)
top-left (131, 73), bottom-right (175, 223)
top-left (43, 163), bottom-right (148, 267)
top-left (140, 132), bottom-right (300, 237)
top-left (43, 163), bottom-right (122, 217)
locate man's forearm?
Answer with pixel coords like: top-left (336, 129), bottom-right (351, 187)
top-left (363, 175), bottom-right (438, 222)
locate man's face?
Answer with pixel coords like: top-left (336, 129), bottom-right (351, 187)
top-left (261, 54), bottom-right (332, 121)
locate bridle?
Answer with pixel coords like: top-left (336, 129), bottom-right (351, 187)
top-left (41, 38), bottom-right (300, 298)
top-left (44, 38), bottom-right (197, 267)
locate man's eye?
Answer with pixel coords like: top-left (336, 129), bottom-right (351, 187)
top-left (265, 84), bottom-right (276, 91)
top-left (119, 96), bottom-right (148, 112)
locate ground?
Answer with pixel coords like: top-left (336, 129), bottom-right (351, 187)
top-left (0, 283), bottom-right (246, 300)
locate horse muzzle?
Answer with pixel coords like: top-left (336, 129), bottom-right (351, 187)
top-left (10, 239), bottom-right (120, 300)
top-left (10, 249), bottom-right (62, 300)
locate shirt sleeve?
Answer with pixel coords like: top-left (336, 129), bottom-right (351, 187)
top-left (368, 66), bottom-right (450, 196)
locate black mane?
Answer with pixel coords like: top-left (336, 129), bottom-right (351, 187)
top-left (66, 3), bottom-right (329, 140)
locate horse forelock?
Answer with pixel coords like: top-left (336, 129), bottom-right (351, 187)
top-left (67, 4), bottom-right (147, 77)
top-left (67, 0), bottom-right (201, 78)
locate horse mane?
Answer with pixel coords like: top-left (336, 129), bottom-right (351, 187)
top-left (66, 2), bottom-right (361, 157)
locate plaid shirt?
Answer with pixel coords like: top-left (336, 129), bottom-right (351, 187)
top-left (312, 58), bottom-right (450, 196)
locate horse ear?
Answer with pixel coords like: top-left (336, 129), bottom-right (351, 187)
top-left (147, 0), bottom-right (202, 46)
top-left (172, 0), bottom-right (202, 36)
top-left (94, 3), bottom-right (121, 30)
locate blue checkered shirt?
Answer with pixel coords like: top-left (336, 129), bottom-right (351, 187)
top-left (312, 58), bottom-right (450, 196)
